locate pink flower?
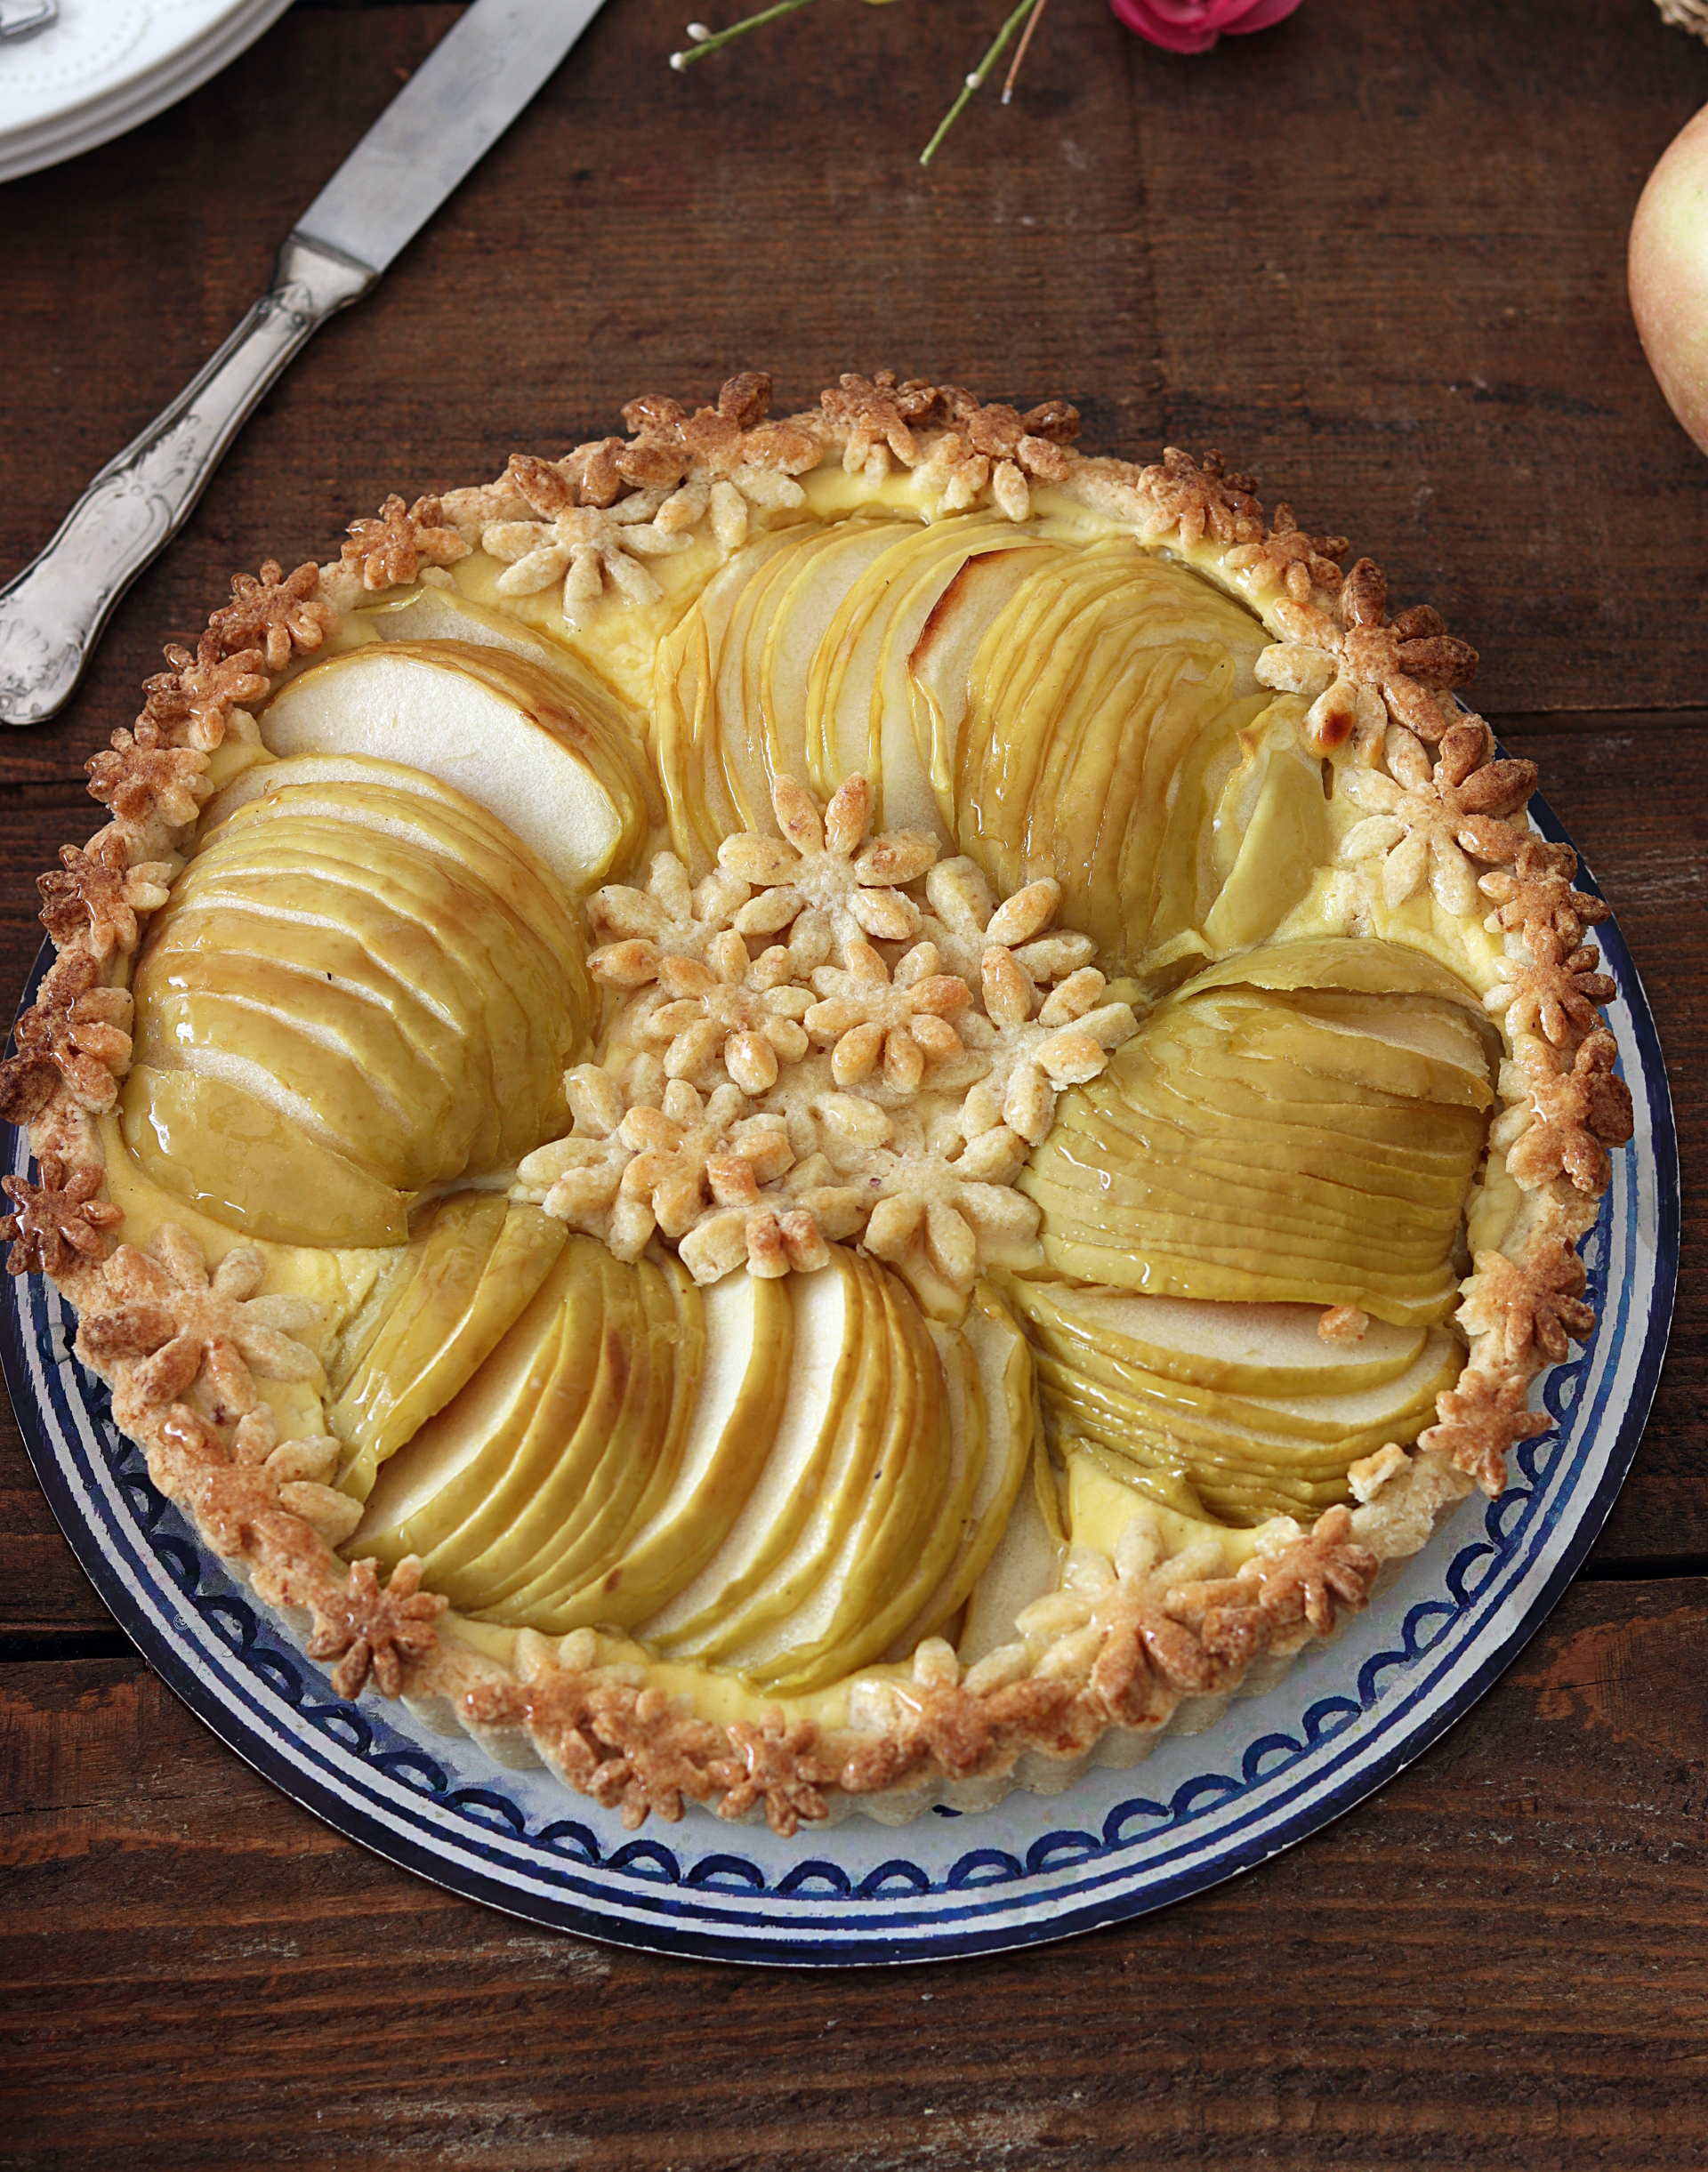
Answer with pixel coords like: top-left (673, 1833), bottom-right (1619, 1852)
top-left (1109, 0), bottom-right (1302, 55)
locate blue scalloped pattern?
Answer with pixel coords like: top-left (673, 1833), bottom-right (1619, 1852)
top-left (63, 1189), bottom-right (1607, 1901)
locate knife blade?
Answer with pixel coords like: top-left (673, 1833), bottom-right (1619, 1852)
top-left (297, 0), bottom-right (608, 279)
top-left (0, 0), bottom-right (610, 728)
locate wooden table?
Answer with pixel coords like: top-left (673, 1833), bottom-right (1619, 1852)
top-left (4, 0), bottom-right (1705, 2160)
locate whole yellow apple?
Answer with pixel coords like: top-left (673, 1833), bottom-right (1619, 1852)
top-left (1631, 102), bottom-right (1708, 456)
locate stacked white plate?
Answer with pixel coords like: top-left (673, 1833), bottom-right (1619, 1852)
top-left (0, 0), bottom-right (294, 184)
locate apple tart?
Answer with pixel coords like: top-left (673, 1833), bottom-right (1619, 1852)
top-left (2, 373), bottom-right (1633, 1835)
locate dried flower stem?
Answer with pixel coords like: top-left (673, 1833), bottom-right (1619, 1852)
top-left (670, 0), bottom-right (826, 70)
top-left (1001, 0), bottom-right (1048, 102)
top-left (920, 0), bottom-right (1039, 165)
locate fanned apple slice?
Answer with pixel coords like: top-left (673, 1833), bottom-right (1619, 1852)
top-left (256, 640), bottom-right (655, 892)
top-left (667, 1252), bottom-right (899, 1666)
top-left (332, 1195), bottom-right (568, 1500)
top-left (752, 519), bottom-right (914, 800)
top-left (1006, 1283), bottom-right (1427, 1396)
top-left (639, 1251), bottom-right (868, 1657)
top-left (117, 1065), bottom-right (412, 1250)
top-left (908, 543), bottom-right (1063, 821)
top-left (882, 1284), bottom-right (1035, 1660)
top-left (717, 1268), bottom-right (964, 1693)
top-left (429, 1244), bottom-right (650, 1605)
top-left (807, 514), bottom-right (1026, 834)
top-left (1180, 937), bottom-right (1488, 1012)
top-left (547, 1274), bottom-right (795, 1633)
top-left (1035, 1326), bottom-right (1462, 1454)
top-left (475, 1257), bottom-right (702, 1621)
top-left (1031, 1231), bottom-right (1462, 1326)
top-left (165, 835), bottom-right (555, 1155)
top-left (352, 1241), bottom-right (607, 1570)
top-left (654, 527), bottom-right (805, 862)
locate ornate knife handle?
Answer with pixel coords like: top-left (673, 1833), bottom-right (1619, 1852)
top-left (0, 233), bottom-right (375, 728)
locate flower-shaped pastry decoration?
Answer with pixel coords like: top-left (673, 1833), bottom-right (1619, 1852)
top-left (1418, 1366), bottom-right (1552, 1496)
top-left (37, 828), bottom-right (173, 962)
top-left (912, 390), bottom-right (1080, 521)
top-left (77, 1224), bottom-right (323, 1427)
top-left (308, 1555), bottom-right (447, 1701)
top-left (137, 631), bottom-right (268, 754)
top-left (917, 859), bottom-right (1098, 994)
top-left (481, 456), bottom-right (691, 625)
top-left (85, 730), bottom-right (213, 835)
top-left (1, 1154), bottom-right (122, 1278)
top-left (3, 953), bottom-right (133, 1118)
top-left (1458, 1243), bottom-right (1596, 1370)
top-left (806, 934), bottom-right (973, 1094)
top-left (818, 370), bottom-right (938, 480)
top-left (610, 933), bottom-right (817, 1097)
top-left (1503, 1030), bottom-right (1635, 1196)
top-left (588, 849), bottom-right (752, 970)
top-left (1258, 557), bottom-right (1480, 757)
top-left (1222, 502), bottom-right (1349, 602)
top-left (1133, 445), bottom-right (1265, 551)
top-left (1479, 837), bottom-right (1610, 952)
top-left (340, 493), bottom-right (471, 592)
top-left (718, 772), bottom-right (937, 955)
top-left (205, 558), bottom-right (339, 673)
top-left (966, 949), bottom-right (1138, 1151)
top-left (616, 373), bottom-right (822, 554)
top-left (859, 1132), bottom-right (1043, 1299)
top-left (1338, 721), bottom-right (1537, 917)
top-left (1484, 924), bottom-right (1617, 1050)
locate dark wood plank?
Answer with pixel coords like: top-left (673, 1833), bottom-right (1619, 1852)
top-left (4, 1578), bottom-right (1706, 2168)
top-left (4, 0), bottom-right (1708, 784)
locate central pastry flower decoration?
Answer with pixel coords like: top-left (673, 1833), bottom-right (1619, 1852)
top-left (523, 769), bottom-right (1126, 1310)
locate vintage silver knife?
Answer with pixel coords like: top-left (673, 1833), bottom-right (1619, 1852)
top-left (0, 0), bottom-right (609, 727)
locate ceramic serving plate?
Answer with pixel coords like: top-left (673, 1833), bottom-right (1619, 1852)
top-left (2, 792), bottom-right (1677, 1967)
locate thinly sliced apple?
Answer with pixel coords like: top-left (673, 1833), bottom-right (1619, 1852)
top-left (753, 519), bottom-right (914, 798)
top-left (667, 1251), bottom-right (898, 1665)
top-left (118, 1064), bottom-right (410, 1250)
top-left (654, 527), bottom-right (805, 863)
top-left (352, 1241), bottom-right (606, 1567)
top-left (884, 1284), bottom-right (1035, 1657)
top-left (916, 535), bottom-right (1273, 967)
top-left (810, 516), bottom-right (1023, 835)
top-left (132, 763), bottom-right (589, 1224)
top-left (1035, 1326), bottom-right (1460, 1452)
top-left (358, 582), bottom-right (584, 670)
top-left (474, 1256), bottom-right (700, 1620)
top-left (1006, 1283), bottom-right (1427, 1396)
top-left (1029, 1231), bottom-right (1461, 1327)
top-left (333, 1196), bottom-right (568, 1500)
top-left (428, 1246), bottom-right (648, 1603)
top-left (1180, 937), bottom-right (1486, 1012)
top-left (256, 640), bottom-right (654, 892)
top-left (551, 1274), bottom-right (795, 1632)
top-left (908, 543), bottom-right (1058, 821)
top-left (639, 1251), bottom-right (866, 1655)
top-left (714, 1261), bottom-right (957, 1693)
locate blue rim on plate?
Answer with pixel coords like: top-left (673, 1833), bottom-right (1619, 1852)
top-left (2, 788), bottom-right (1679, 1967)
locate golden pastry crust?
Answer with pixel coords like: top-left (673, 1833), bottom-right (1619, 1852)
top-left (2, 372), bottom-right (1633, 1834)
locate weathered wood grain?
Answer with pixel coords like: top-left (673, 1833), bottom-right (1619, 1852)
top-left (3, 1579), bottom-right (1706, 2168)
